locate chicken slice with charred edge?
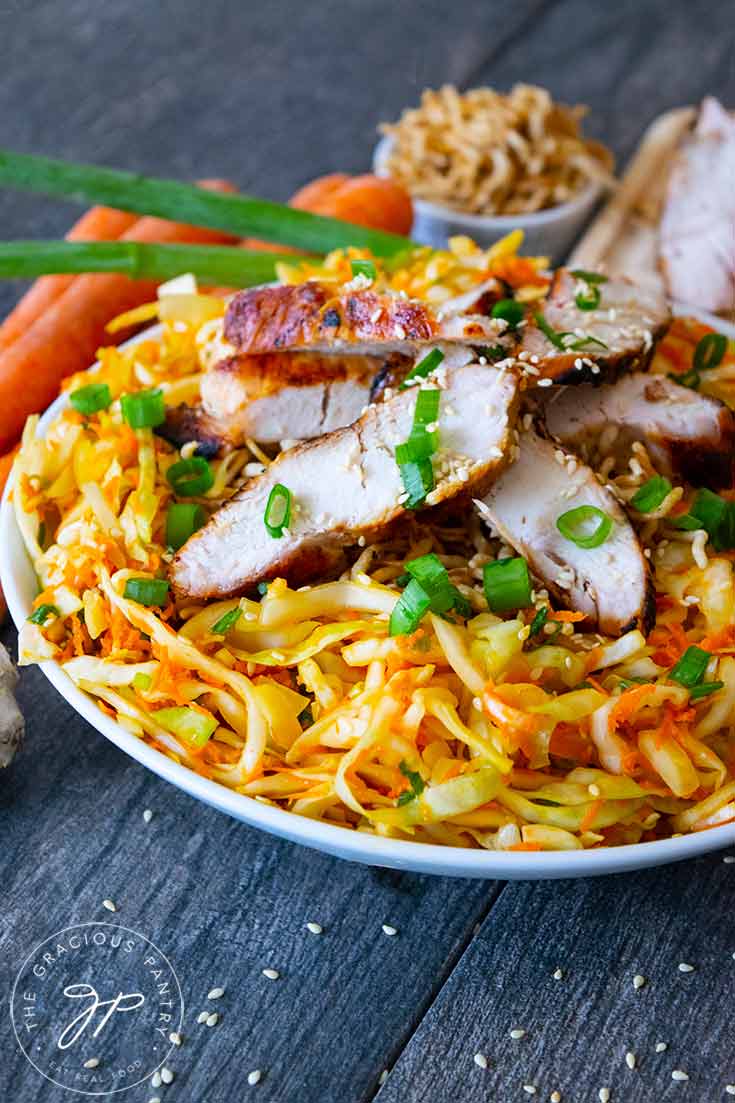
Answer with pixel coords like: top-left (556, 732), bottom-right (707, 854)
top-left (199, 351), bottom-right (384, 446)
top-left (540, 373), bottom-right (735, 488)
top-left (522, 269), bottom-right (671, 384)
top-left (171, 362), bottom-right (520, 600)
top-left (477, 431), bottom-right (654, 637)
top-left (221, 281), bottom-right (509, 357)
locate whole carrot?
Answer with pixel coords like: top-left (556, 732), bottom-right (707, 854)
top-left (0, 180), bottom-right (237, 451)
top-left (0, 206), bottom-right (138, 350)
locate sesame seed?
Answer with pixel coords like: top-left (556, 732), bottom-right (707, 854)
top-left (206, 1012), bottom-right (219, 1027)
top-left (262, 968), bottom-right (280, 980)
top-left (553, 967), bottom-right (564, 981)
top-left (379, 1070), bottom-right (389, 1084)
top-left (160, 1067), bottom-right (174, 1085)
top-left (151, 1072), bottom-right (162, 1088)
top-left (523, 1086), bottom-right (537, 1096)
top-left (655, 1042), bottom-right (668, 1053)
top-left (207, 987), bottom-right (225, 999)
top-left (143, 808), bottom-right (153, 823)
top-left (538, 377), bottom-right (553, 388)
top-left (599, 1090), bottom-right (610, 1103)
top-left (671, 1070), bottom-right (689, 1082)
top-left (148, 1098), bottom-right (161, 1103)
top-left (247, 1070), bottom-right (262, 1086)
top-left (510, 1028), bottom-right (526, 1039)
top-left (306, 922), bottom-right (323, 935)
top-left (197, 1011), bottom-right (209, 1024)
top-left (473, 1052), bottom-right (488, 1069)
top-left (83, 1058), bottom-right (100, 1069)
top-left (725, 1086), bottom-right (735, 1095)
top-left (169, 1031), bottom-right (182, 1046)
top-left (102, 899), bottom-right (116, 912)
top-left (678, 962), bottom-right (695, 973)
top-left (723, 856), bottom-right (735, 863)
top-left (550, 1093), bottom-right (562, 1103)
top-left (633, 973), bottom-right (646, 989)
top-left (382, 924), bottom-right (398, 936)
top-left (625, 1051), bottom-right (636, 1069)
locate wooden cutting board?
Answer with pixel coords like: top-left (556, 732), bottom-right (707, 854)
top-left (569, 106), bottom-right (696, 300)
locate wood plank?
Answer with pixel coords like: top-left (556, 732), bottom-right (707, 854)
top-left (377, 854), bottom-right (735, 1102)
top-left (0, 655), bottom-right (500, 1102)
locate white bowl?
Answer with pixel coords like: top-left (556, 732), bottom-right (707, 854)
top-left (373, 135), bottom-right (603, 261)
top-left (3, 326), bottom-right (735, 879)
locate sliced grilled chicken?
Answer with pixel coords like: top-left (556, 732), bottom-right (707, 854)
top-left (172, 362), bottom-right (520, 599)
top-left (660, 97), bottom-right (735, 314)
top-left (200, 351), bottom-right (382, 444)
top-left (157, 404), bottom-right (231, 458)
top-left (541, 373), bottom-right (735, 488)
top-left (222, 281), bottom-right (508, 357)
top-left (477, 431), bottom-right (654, 636)
top-left (521, 269), bottom-right (670, 383)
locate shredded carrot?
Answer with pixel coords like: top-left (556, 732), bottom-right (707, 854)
top-left (609, 684), bottom-right (656, 731)
top-left (580, 798), bottom-right (604, 833)
top-left (551, 610), bottom-right (586, 623)
top-left (508, 841), bottom-right (543, 852)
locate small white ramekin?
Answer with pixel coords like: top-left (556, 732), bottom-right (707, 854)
top-left (373, 135), bottom-right (603, 262)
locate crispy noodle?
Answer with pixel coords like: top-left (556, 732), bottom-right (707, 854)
top-left (380, 84), bottom-right (615, 216)
top-left (12, 272), bottom-right (735, 853)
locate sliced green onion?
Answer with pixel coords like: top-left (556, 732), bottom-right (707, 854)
top-left (0, 240), bottom-right (305, 286)
top-left (670, 645), bottom-right (711, 688)
top-left (399, 458), bottom-right (434, 509)
top-left (263, 483), bottom-right (292, 537)
top-left (483, 557), bottom-right (532, 613)
top-left (396, 387), bottom-right (441, 508)
top-left (0, 149), bottom-right (409, 256)
top-left (167, 456), bottom-right (214, 498)
top-left (630, 476), bottom-right (673, 513)
top-left (693, 332), bottom-right (727, 374)
top-left (533, 312), bottom-right (608, 352)
top-left (491, 298), bottom-right (524, 328)
top-left (389, 578), bottom-right (432, 636)
top-left (166, 502), bottom-right (206, 551)
top-left (534, 311), bottom-right (567, 350)
top-left (395, 436), bottom-right (435, 464)
top-left (132, 672), bottom-right (152, 692)
top-left (674, 488), bottom-right (735, 550)
top-left (69, 382), bottom-right (112, 415)
top-left (412, 387), bottom-right (440, 427)
top-left (28, 603), bottom-right (60, 625)
top-left (400, 348), bottom-right (444, 389)
top-left (570, 269), bottom-right (608, 285)
top-left (689, 680), bottom-right (724, 700)
top-left (556, 505), bottom-right (613, 549)
top-left (123, 577), bottom-right (170, 606)
top-left (528, 605), bottom-right (549, 638)
top-left (153, 705), bottom-right (217, 748)
top-left (405, 553), bottom-right (462, 615)
top-left (211, 606), bottom-right (242, 635)
top-left (350, 259), bottom-right (376, 280)
top-left (396, 760), bottom-right (426, 805)
top-left (257, 581), bottom-right (270, 596)
top-left (669, 367), bottom-right (701, 390)
top-left (121, 387), bottom-right (165, 429)
top-left (574, 284), bottom-right (601, 311)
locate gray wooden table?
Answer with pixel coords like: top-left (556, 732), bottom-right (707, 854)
top-left (2, 2), bottom-right (735, 1100)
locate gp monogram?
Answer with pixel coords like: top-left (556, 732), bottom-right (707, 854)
top-left (10, 922), bottom-right (184, 1095)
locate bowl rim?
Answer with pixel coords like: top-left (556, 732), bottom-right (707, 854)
top-left (372, 133), bottom-right (604, 229)
top-left (3, 325), bottom-right (735, 879)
